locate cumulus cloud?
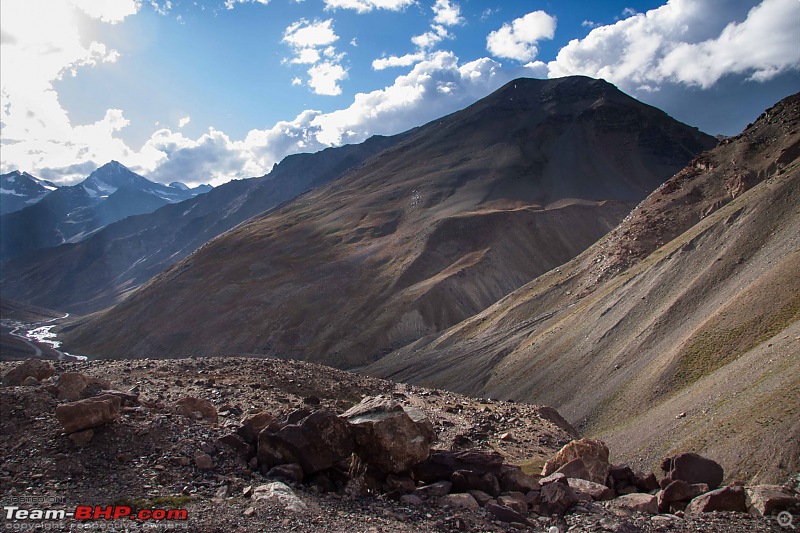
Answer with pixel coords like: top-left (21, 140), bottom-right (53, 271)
top-left (224, 0), bottom-right (270, 9)
top-left (282, 19), bottom-right (347, 95)
top-left (373, 52), bottom-right (426, 70)
top-left (178, 116), bottom-right (191, 128)
top-left (373, 0), bottom-right (463, 70)
top-left (486, 11), bottom-right (557, 62)
top-left (432, 0), bottom-right (463, 26)
top-left (547, 0), bottom-right (800, 92)
top-left (0, 0), bottom-right (138, 181)
top-left (323, 0), bottom-right (414, 13)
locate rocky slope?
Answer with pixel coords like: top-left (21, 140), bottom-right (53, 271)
top-left (1, 357), bottom-right (796, 533)
top-left (60, 76), bottom-right (715, 366)
top-left (368, 93), bottom-right (800, 485)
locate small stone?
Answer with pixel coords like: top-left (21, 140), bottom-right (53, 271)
top-left (243, 485), bottom-right (253, 498)
top-left (442, 493), bottom-right (480, 511)
top-left (568, 478), bottom-right (615, 501)
top-left (194, 452), bottom-right (214, 470)
top-left (486, 503), bottom-right (531, 525)
top-left (415, 481), bottom-right (452, 499)
top-left (68, 429), bottom-right (94, 446)
top-left (267, 463), bottom-right (304, 484)
top-left (175, 397), bottom-right (218, 424)
top-left (399, 494), bottom-right (424, 506)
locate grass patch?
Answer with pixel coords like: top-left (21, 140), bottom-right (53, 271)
top-left (672, 296), bottom-right (800, 390)
top-left (112, 495), bottom-right (192, 510)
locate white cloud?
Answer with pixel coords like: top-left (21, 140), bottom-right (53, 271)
top-left (283, 18), bottom-right (338, 49)
top-left (432, 0), bottom-right (463, 26)
top-left (373, 52), bottom-right (426, 70)
top-left (486, 11), bottom-right (557, 62)
top-left (0, 0), bottom-right (138, 181)
top-left (323, 0), bottom-right (414, 14)
top-left (282, 19), bottom-right (347, 95)
top-left (412, 25), bottom-right (450, 49)
top-left (69, 0), bottom-right (139, 23)
top-left (548, 0), bottom-right (800, 92)
top-left (308, 61), bottom-right (348, 96)
top-left (178, 116), bottom-right (191, 128)
top-left (224, 0), bottom-right (270, 9)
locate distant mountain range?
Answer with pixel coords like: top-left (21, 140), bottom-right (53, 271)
top-left (0, 171), bottom-right (59, 215)
top-left (0, 161), bottom-right (211, 260)
top-left (0, 136), bottom-right (404, 312)
top-left (58, 76), bottom-right (715, 365)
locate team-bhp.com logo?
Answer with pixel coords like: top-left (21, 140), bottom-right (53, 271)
top-left (5, 505), bottom-right (188, 521)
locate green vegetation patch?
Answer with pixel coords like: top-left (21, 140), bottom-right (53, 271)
top-left (672, 295), bottom-right (800, 390)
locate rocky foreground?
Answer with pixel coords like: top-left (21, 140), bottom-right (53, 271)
top-left (1, 357), bottom-right (798, 532)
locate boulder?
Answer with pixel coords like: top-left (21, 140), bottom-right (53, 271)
top-left (238, 411), bottom-right (274, 444)
top-left (540, 472), bottom-right (568, 486)
top-left (217, 434), bottom-right (252, 460)
top-left (609, 493), bottom-right (658, 514)
top-left (543, 439), bottom-right (610, 485)
top-left (267, 463), bottom-right (304, 484)
top-left (745, 485), bottom-right (800, 516)
top-left (258, 410), bottom-right (353, 475)
top-left (568, 478), bottom-right (615, 501)
top-left (658, 479), bottom-right (709, 512)
top-left (97, 389), bottom-right (139, 406)
top-left (399, 494), bottom-right (424, 506)
top-left (415, 481), bottom-right (452, 499)
top-left (660, 452), bottom-right (723, 489)
top-left (55, 394), bottom-right (121, 433)
top-left (609, 464), bottom-right (635, 489)
top-left (342, 397), bottom-right (432, 473)
top-left (386, 474), bottom-right (416, 494)
top-left (633, 471), bottom-right (660, 492)
top-left (686, 485), bottom-right (746, 514)
top-left (451, 470), bottom-right (481, 493)
top-left (541, 478), bottom-right (579, 515)
top-left (554, 458), bottom-right (592, 481)
top-left (413, 450), bottom-right (504, 483)
top-left (443, 493), bottom-right (480, 511)
top-left (498, 492), bottom-right (528, 515)
top-left (175, 397), bottom-right (218, 424)
top-left (252, 482), bottom-right (307, 512)
top-left (54, 372), bottom-right (89, 401)
top-left (3, 359), bottom-right (54, 385)
top-left (485, 503), bottom-right (532, 525)
top-left (500, 465), bottom-right (540, 493)
top-left (194, 452), bottom-right (214, 470)
top-left (68, 429), bottom-right (94, 446)
top-left (468, 490), bottom-right (494, 507)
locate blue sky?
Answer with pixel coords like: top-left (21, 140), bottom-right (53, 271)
top-left (1, 0), bottom-right (798, 186)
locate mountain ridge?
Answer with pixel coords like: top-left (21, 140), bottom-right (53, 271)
top-left (59, 76), bottom-right (716, 368)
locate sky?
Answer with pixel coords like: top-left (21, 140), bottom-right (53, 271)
top-left (1, 0), bottom-right (798, 187)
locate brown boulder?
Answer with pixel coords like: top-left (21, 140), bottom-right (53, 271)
top-left (543, 439), bottom-right (610, 485)
top-left (175, 397), bottom-right (218, 424)
top-left (686, 485), bottom-right (746, 514)
top-left (500, 465), bottom-right (540, 493)
top-left (442, 493), bottom-right (479, 511)
top-left (55, 394), bottom-right (121, 433)
top-left (498, 492), bottom-right (528, 515)
top-left (568, 478), bottom-right (615, 501)
top-left (267, 463), bottom-right (304, 484)
top-left (415, 481), bottom-right (452, 499)
top-left (54, 372), bottom-right (93, 401)
top-left (540, 478), bottom-right (579, 515)
top-left (609, 493), bottom-right (658, 514)
top-left (660, 452), bottom-right (723, 489)
top-left (3, 359), bottom-right (54, 385)
top-left (413, 450), bottom-right (504, 483)
top-left (343, 396), bottom-right (432, 473)
top-left (485, 503), bottom-right (532, 525)
top-left (238, 411), bottom-right (274, 444)
top-left (658, 479), bottom-right (709, 512)
top-left (745, 485), bottom-right (800, 516)
top-left (258, 410), bottom-right (353, 475)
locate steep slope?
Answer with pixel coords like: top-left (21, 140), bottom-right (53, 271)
top-left (0, 162), bottom-right (207, 260)
top-left (62, 76), bottom-right (715, 367)
top-left (0, 134), bottom-right (405, 313)
top-left (0, 171), bottom-right (58, 215)
top-left (368, 92), bottom-right (800, 484)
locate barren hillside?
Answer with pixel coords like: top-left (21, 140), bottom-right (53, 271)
top-left (368, 93), bottom-right (800, 485)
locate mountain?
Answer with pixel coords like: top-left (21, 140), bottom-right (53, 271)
top-left (60, 76), bottom-right (716, 367)
top-left (367, 92), bottom-right (800, 484)
top-left (0, 161), bottom-right (210, 260)
top-left (0, 134), bottom-right (406, 313)
top-left (0, 171), bottom-right (59, 215)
